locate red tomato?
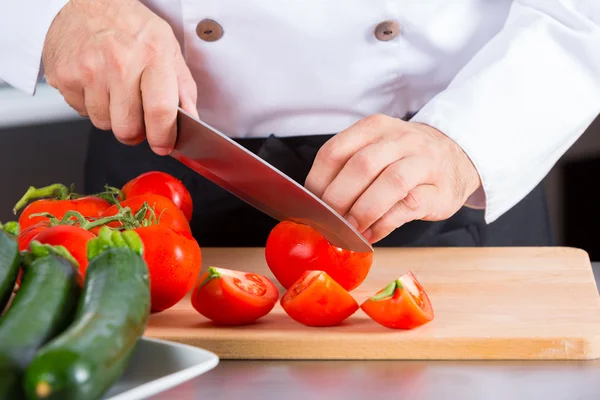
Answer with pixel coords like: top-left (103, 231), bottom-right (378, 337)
top-left (18, 197), bottom-right (110, 231)
top-left (122, 171), bottom-right (193, 221)
top-left (191, 266), bottom-right (279, 325)
top-left (360, 271), bottom-right (434, 330)
top-left (280, 270), bottom-right (358, 327)
top-left (134, 226), bottom-right (202, 313)
top-left (29, 225), bottom-right (96, 277)
top-left (99, 194), bottom-right (191, 234)
top-left (18, 221), bottom-right (50, 251)
top-left (265, 221), bottom-right (373, 292)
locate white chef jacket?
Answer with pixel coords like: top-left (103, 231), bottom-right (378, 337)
top-left (2, 0), bottom-right (600, 225)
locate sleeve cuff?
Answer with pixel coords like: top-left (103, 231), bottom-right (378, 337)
top-left (0, 0), bottom-right (71, 95)
top-left (411, 104), bottom-right (538, 224)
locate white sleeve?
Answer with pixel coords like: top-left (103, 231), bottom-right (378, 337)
top-left (0, 0), bottom-right (71, 95)
top-left (410, 0), bottom-right (600, 223)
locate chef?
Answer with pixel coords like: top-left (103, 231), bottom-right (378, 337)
top-left (2, 0), bottom-right (600, 248)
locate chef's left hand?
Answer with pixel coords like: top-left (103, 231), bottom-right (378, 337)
top-left (305, 114), bottom-right (481, 244)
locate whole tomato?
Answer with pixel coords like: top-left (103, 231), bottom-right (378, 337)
top-left (99, 194), bottom-right (191, 234)
top-left (122, 171), bottom-right (193, 221)
top-left (29, 225), bottom-right (96, 277)
top-left (17, 197), bottom-right (110, 231)
top-left (265, 221), bottom-right (373, 291)
top-left (135, 226), bottom-right (202, 312)
top-left (18, 221), bottom-right (50, 251)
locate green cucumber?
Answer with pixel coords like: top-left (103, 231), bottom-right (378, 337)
top-left (0, 221), bottom-right (20, 313)
top-left (0, 243), bottom-right (80, 400)
top-left (24, 228), bottom-right (150, 400)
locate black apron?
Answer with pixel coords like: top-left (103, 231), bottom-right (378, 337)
top-left (84, 127), bottom-right (554, 248)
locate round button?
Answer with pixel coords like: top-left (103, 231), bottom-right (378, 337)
top-left (196, 19), bottom-right (223, 42)
top-left (374, 20), bottom-right (400, 41)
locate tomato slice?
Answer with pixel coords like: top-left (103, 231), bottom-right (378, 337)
top-left (191, 267), bottom-right (279, 325)
top-left (360, 271), bottom-right (434, 329)
top-left (280, 270), bottom-right (358, 327)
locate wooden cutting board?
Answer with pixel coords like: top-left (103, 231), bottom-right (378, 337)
top-left (144, 246), bottom-right (600, 360)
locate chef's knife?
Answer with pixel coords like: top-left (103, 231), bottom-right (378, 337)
top-left (171, 107), bottom-right (373, 253)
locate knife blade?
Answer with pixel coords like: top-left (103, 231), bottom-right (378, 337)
top-left (170, 107), bottom-right (373, 253)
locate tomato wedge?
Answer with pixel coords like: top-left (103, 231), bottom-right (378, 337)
top-left (360, 271), bottom-right (434, 330)
top-left (191, 267), bottom-right (279, 325)
top-left (122, 171), bottom-right (193, 221)
top-left (280, 270), bottom-right (358, 327)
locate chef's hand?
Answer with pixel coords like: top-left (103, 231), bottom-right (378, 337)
top-left (305, 114), bottom-right (482, 244)
top-left (42, 0), bottom-right (198, 155)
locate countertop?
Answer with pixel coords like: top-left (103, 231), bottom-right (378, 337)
top-left (151, 262), bottom-right (600, 400)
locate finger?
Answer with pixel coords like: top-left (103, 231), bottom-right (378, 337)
top-left (108, 72), bottom-right (145, 146)
top-left (320, 140), bottom-right (408, 217)
top-left (305, 114), bottom-right (399, 198)
top-left (60, 87), bottom-right (87, 117)
top-left (175, 54), bottom-right (199, 119)
top-left (140, 58), bottom-right (179, 155)
top-left (345, 156), bottom-right (433, 233)
top-left (366, 185), bottom-right (438, 243)
top-left (83, 80), bottom-right (111, 131)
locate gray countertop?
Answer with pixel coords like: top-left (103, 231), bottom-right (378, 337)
top-left (150, 262), bottom-right (600, 400)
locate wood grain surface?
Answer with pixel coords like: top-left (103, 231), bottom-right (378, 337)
top-left (144, 246), bottom-right (600, 360)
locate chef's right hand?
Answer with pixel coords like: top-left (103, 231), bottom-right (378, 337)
top-left (42, 0), bottom-right (199, 156)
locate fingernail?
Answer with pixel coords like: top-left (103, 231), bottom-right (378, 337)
top-left (363, 228), bottom-right (373, 242)
top-left (346, 215), bottom-right (359, 230)
top-left (153, 146), bottom-right (172, 156)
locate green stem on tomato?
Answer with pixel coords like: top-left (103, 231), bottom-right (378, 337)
top-left (197, 266), bottom-right (221, 289)
top-left (87, 226), bottom-right (144, 260)
top-left (83, 185), bottom-right (124, 204)
top-left (0, 221), bottom-right (20, 236)
top-left (12, 183), bottom-right (73, 214)
top-left (21, 240), bottom-right (80, 269)
top-left (369, 280), bottom-right (402, 301)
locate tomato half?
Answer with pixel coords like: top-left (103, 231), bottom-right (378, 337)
top-left (122, 171), bottom-right (193, 221)
top-left (29, 225), bottom-right (96, 277)
top-left (280, 270), bottom-right (358, 327)
top-left (99, 194), bottom-right (191, 234)
top-left (135, 226), bottom-right (202, 313)
top-left (191, 267), bottom-right (279, 325)
top-left (265, 221), bottom-right (372, 291)
top-left (360, 271), bottom-right (434, 330)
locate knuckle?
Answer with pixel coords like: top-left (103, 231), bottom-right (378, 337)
top-left (355, 207), bottom-right (381, 230)
top-left (146, 102), bottom-right (175, 125)
top-left (315, 142), bottom-right (341, 166)
top-left (54, 67), bottom-right (78, 89)
top-left (400, 191), bottom-right (421, 213)
top-left (387, 164), bottom-right (409, 194)
top-left (350, 150), bottom-right (378, 175)
top-left (366, 113), bottom-right (387, 126)
top-left (77, 52), bottom-right (98, 84)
